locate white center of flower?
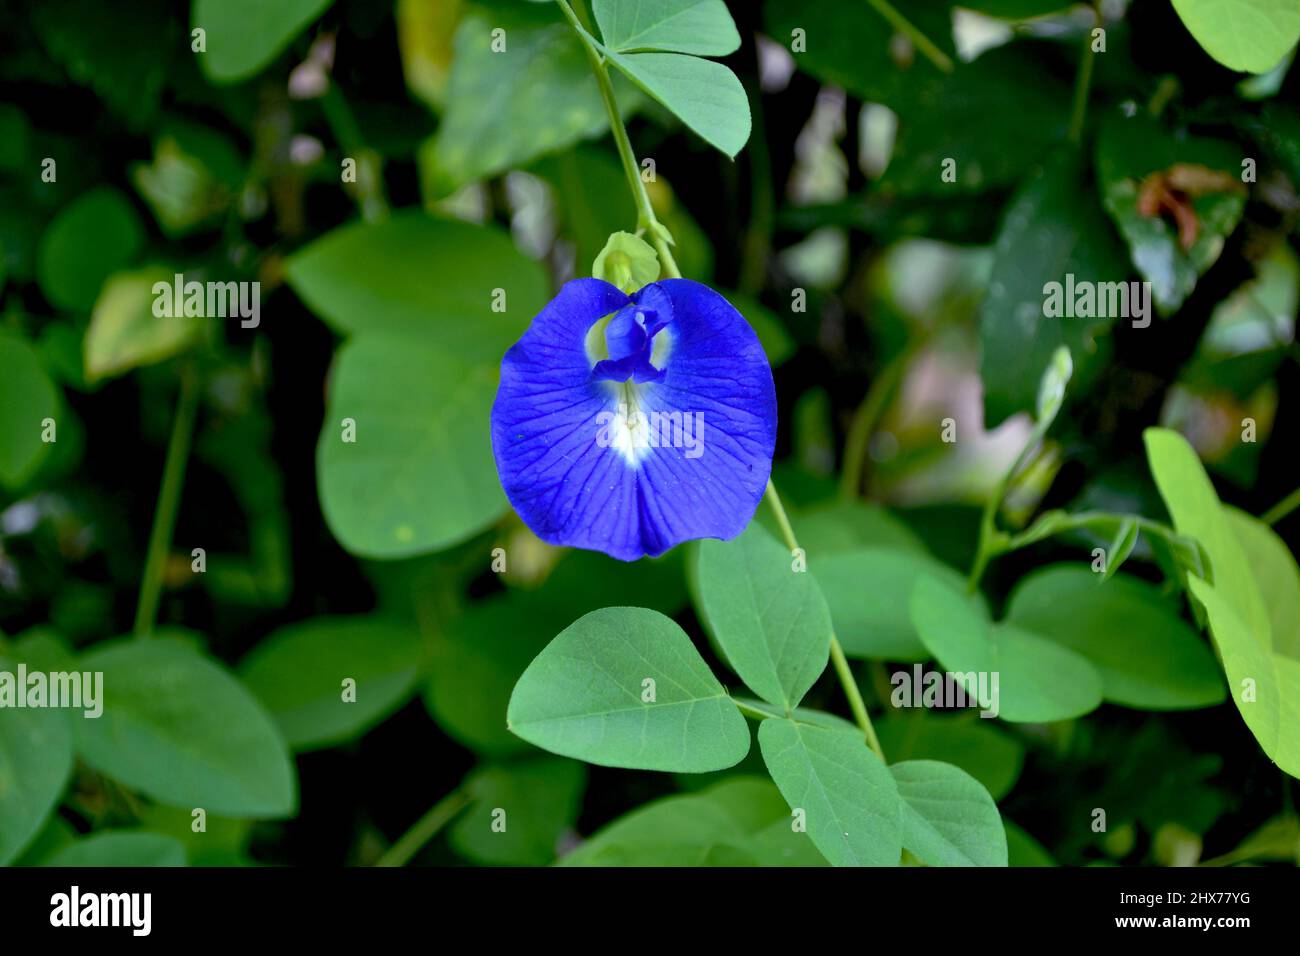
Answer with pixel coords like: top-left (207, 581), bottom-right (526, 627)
top-left (603, 382), bottom-right (653, 466)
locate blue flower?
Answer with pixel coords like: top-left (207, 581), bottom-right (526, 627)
top-left (491, 278), bottom-right (777, 561)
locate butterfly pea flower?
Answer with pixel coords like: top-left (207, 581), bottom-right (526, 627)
top-left (491, 278), bottom-right (777, 561)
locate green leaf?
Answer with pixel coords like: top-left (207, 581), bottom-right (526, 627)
top-left (75, 637), bottom-right (297, 818)
top-left (695, 522), bottom-right (832, 710)
top-left (1171, 0), bottom-right (1300, 73)
top-left (1096, 113), bottom-right (1247, 315)
top-left (1186, 577), bottom-right (1300, 778)
top-left (1035, 345), bottom-right (1073, 426)
top-left (507, 606), bottom-right (750, 772)
top-left (561, 777), bottom-right (821, 866)
top-left (891, 760), bottom-right (1007, 867)
top-left (0, 328), bottom-right (60, 490)
top-left (425, 597), bottom-right (564, 757)
top-left (814, 546), bottom-right (977, 661)
top-left (1004, 566), bottom-right (1225, 710)
top-left (1227, 507), bottom-right (1300, 658)
top-left (44, 831), bottom-right (187, 867)
top-left (757, 718), bottom-right (903, 866)
top-left (284, 213), bottom-right (549, 361)
top-left (422, 6), bottom-right (636, 196)
top-left (193, 0), bottom-right (335, 84)
top-left (37, 187), bottom-right (144, 312)
top-left (1145, 428), bottom-right (1300, 777)
top-left (1103, 518), bottom-right (1139, 582)
top-left (84, 268), bottom-right (205, 384)
top-left (450, 757), bottom-right (587, 866)
top-left (875, 713), bottom-right (1024, 801)
top-left (0, 659), bottom-right (73, 866)
top-left (1143, 428), bottom-right (1269, 638)
top-left (593, 0), bottom-right (740, 55)
top-left (317, 335), bottom-right (505, 558)
top-left (130, 124), bottom-right (242, 237)
top-left (597, 46), bottom-right (751, 158)
top-left (880, 46), bottom-right (1071, 197)
top-left (980, 150), bottom-right (1130, 427)
top-left (911, 576), bottom-right (1104, 723)
top-left (238, 616), bottom-right (424, 752)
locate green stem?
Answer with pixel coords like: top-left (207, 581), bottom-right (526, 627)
top-left (734, 698), bottom-right (775, 721)
top-left (865, 0), bottom-right (954, 73)
top-left (1263, 487), bottom-right (1300, 526)
top-left (555, 0), bottom-right (681, 279)
top-left (840, 345), bottom-right (912, 500)
top-left (966, 412), bottom-right (1056, 592)
top-left (375, 789), bottom-right (472, 867)
top-left (134, 367), bottom-right (200, 638)
top-left (1067, 7), bottom-right (1099, 143)
top-left (765, 480), bottom-right (885, 761)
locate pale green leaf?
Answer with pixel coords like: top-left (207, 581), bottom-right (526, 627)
top-left (1171, 0), bottom-right (1300, 73)
top-left (1103, 518), bottom-right (1139, 582)
top-left (695, 522), bottom-right (832, 710)
top-left (891, 760), bottom-right (1007, 867)
top-left (1144, 428), bottom-right (1269, 638)
top-left (507, 607), bottom-right (750, 772)
top-left (593, 0), bottom-right (740, 55)
top-left (1186, 577), bottom-right (1300, 778)
top-left (598, 46), bottom-right (751, 157)
top-left (1226, 507), bottom-right (1300, 657)
top-left (757, 718), bottom-right (902, 866)
top-left (84, 268), bottom-right (204, 384)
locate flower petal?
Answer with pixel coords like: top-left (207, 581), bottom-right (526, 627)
top-left (491, 278), bottom-right (776, 561)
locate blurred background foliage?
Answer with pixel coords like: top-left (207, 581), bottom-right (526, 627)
top-left (0, 0), bottom-right (1298, 867)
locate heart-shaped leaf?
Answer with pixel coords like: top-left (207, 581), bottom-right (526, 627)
top-left (508, 606), bottom-right (750, 772)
